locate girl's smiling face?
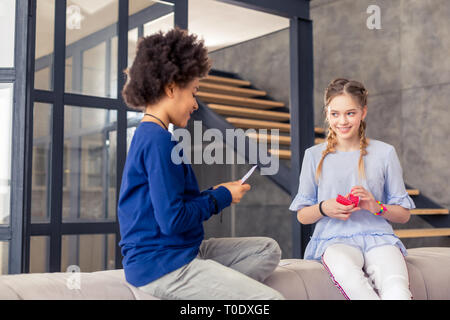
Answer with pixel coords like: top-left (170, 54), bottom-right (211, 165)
top-left (326, 93), bottom-right (367, 141)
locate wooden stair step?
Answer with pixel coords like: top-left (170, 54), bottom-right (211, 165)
top-left (407, 189), bottom-right (420, 196)
top-left (208, 104), bottom-right (290, 121)
top-left (246, 132), bottom-right (292, 145)
top-left (394, 228), bottom-right (450, 239)
top-left (268, 149), bottom-right (291, 160)
top-left (315, 127), bottom-right (326, 135)
top-left (226, 118), bottom-right (291, 132)
top-left (197, 92), bottom-right (284, 109)
top-left (315, 137), bottom-right (325, 144)
top-left (201, 75), bottom-right (251, 87)
top-left (410, 208), bottom-right (449, 215)
top-left (247, 132), bottom-right (323, 146)
top-left (199, 83), bottom-right (266, 98)
top-left (226, 118), bottom-right (326, 135)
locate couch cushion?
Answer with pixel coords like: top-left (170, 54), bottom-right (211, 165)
top-left (406, 247), bottom-right (450, 300)
top-left (264, 259), bottom-right (345, 300)
top-left (0, 269), bottom-right (156, 300)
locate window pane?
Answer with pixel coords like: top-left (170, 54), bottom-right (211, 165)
top-left (29, 236), bottom-right (50, 273)
top-left (128, 0), bottom-right (174, 67)
top-left (0, 84), bottom-right (13, 226)
top-left (61, 234), bottom-right (115, 273)
top-left (34, 0), bottom-right (55, 90)
top-left (0, 0), bottom-right (16, 68)
top-left (127, 28), bottom-right (138, 68)
top-left (127, 111), bottom-right (143, 152)
top-left (63, 106), bottom-right (117, 223)
top-left (82, 42), bottom-right (107, 97)
top-left (31, 103), bottom-right (52, 223)
top-left (0, 241), bottom-right (9, 274)
top-left (110, 36), bottom-right (118, 98)
top-left (65, 0), bottom-right (118, 98)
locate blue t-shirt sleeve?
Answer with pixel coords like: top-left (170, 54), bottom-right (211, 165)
top-left (289, 149), bottom-right (318, 211)
top-left (145, 137), bottom-right (231, 236)
top-left (383, 147), bottom-right (416, 209)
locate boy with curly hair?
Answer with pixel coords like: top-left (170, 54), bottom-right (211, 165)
top-left (118, 28), bottom-right (284, 300)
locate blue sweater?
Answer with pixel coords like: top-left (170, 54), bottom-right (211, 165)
top-left (118, 122), bottom-right (232, 287)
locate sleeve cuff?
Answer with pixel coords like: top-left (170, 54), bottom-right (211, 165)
top-left (289, 193), bottom-right (317, 212)
top-left (386, 193), bottom-right (416, 210)
top-left (204, 186), bottom-right (232, 214)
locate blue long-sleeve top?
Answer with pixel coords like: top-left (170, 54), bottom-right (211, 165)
top-left (118, 122), bottom-right (232, 287)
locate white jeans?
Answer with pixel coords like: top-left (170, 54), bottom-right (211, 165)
top-left (138, 237), bottom-right (285, 300)
top-left (322, 244), bottom-right (412, 300)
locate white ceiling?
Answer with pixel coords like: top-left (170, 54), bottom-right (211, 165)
top-left (188, 0), bottom-right (289, 52)
top-left (70, 0), bottom-right (116, 15)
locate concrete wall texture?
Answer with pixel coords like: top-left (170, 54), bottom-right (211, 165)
top-left (198, 0), bottom-right (450, 258)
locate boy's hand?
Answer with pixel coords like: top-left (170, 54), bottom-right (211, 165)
top-left (213, 181), bottom-right (251, 203)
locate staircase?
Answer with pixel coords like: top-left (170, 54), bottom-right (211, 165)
top-left (196, 70), bottom-right (450, 241)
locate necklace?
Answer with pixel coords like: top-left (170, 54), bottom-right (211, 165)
top-left (144, 113), bottom-right (168, 131)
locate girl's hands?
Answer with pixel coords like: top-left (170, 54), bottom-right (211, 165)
top-left (321, 186), bottom-right (380, 220)
top-left (350, 186), bottom-right (379, 214)
top-left (321, 197), bottom-right (360, 221)
top-left (213, 180), bottom-right (251, 204)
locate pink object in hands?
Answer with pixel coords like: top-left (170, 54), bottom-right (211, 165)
top-left (348, 194), bottom-right (360, 206)
top-left (336, 194), bottom-right (360, 206)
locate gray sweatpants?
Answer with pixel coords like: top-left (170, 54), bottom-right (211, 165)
top-left (138, 237), bottom-right (285, 300)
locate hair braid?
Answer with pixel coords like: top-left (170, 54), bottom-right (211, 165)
top-left (357, 119), bottom-right (369, 183)
top-left (315, 127), bottom-right (337, 184)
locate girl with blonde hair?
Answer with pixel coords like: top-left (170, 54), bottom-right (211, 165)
top-left (289, 78), bottom-right (416, 300)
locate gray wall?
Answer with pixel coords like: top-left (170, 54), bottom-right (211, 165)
top-left (199, 0), bottom-right (450, 253)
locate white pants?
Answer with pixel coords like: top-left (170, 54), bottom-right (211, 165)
top-left (322, 244), bottom-right (412, 300)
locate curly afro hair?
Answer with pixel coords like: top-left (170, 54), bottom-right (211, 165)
top-left (122, 28), bottom-right (211, 111)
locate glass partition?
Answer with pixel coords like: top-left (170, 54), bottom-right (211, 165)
top-left (65, 0), bottom-right (119, 98)
top-left (0, 0), bottom-right (16, 68)
top-left (31, 103), bottom-right (52, 223)
top-left (61, 233), bottom-right (115, 272)
top-left (63, 106), bottom-right (117, 223)
top-left (0, 241), bottom-right (9, 275)
top-left (34, 0), bottom-right (55, 90)
top-left (0, 84), bottom-right (13, 226)
top-left (29, 236), bottom-right (50, 273)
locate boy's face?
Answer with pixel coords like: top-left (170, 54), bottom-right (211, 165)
top-left (169, 78), bottom-right (200, 128)
top-left (326, 93), bottom-right (367, 141)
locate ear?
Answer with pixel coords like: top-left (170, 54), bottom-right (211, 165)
top-left (325, 105), bottom-right (331, 123)
top-left (361, 105), bottom-right (368, 120)
top-left (164, 82), bottom-right (176, 99)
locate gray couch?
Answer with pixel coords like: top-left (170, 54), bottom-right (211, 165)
top-left (0, 247), bottom-right (449, 300)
